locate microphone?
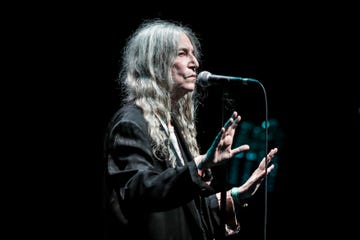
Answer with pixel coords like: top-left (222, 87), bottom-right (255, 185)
top-left (197, 71), bottom-right (258, 87)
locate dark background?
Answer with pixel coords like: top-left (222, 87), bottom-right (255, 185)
top-left (12, 2), bottom-right (358, 240)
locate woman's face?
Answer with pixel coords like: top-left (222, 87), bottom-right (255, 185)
top-left (171, 33), bottom-right (199, 101)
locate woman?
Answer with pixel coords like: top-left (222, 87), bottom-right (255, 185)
top-left (103, 19), bottom-right (278, 240)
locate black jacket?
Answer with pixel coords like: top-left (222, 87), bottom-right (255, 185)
top-left (103, 104), bottom-right (223, 240)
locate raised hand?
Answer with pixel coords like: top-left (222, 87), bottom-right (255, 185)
top-left (198, 111), bottom-right (250, 170)
top-left (231, 147), bottom-right (278, 201)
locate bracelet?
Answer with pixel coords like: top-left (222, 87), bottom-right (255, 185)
top-left (231, 188), bottom-right (248, 208)
top-left (197, 161), bottom-right (204, 170)
top-left (230, 188), bottom-right (240, 203)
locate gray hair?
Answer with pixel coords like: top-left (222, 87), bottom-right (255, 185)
top-left (119, 19), bottom-right (202, 165)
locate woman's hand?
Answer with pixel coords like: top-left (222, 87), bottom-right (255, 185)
top-left (198, 111), bottom-right (249, 169)
top-left (231, 147), bottom-right (278, 201)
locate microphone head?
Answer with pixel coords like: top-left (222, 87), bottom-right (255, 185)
top-left (197, 71), bottom-right (211, 87)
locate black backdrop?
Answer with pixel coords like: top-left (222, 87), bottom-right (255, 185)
top-left (15, 3), bottom-right (359, 240)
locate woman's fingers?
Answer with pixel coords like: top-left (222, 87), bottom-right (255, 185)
top-left (267, 148), bottom-right (278, 160)
top-left (233, 144), bottom-right (250, 154)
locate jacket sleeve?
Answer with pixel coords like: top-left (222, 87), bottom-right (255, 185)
top-left (106, 118), bottom-right (215, 213)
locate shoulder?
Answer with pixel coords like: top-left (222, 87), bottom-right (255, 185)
top-left (107, 104), bottom-right (148, 135)
top-left (104, 104), bottom-right (153, 155)
top-left (114, 104), bottom-right (144, 122)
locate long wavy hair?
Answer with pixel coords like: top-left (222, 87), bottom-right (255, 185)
top-left (118, 19), bottom-right (202, 166)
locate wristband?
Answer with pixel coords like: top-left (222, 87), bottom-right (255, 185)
top-left (197, 161), bottom-right (204, 170)
top-left (230, 188), bottom-right (248, 207)
top-left (230, 187), bottom-right (240, 203)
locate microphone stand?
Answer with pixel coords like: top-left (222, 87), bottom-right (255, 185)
top-left (219, 86), bottom-right (227, 240)
top-left (205, 75), bottom-right (268, 240)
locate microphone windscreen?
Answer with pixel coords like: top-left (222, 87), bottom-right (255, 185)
top-left (197, 71), bottom-right (211, 87)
